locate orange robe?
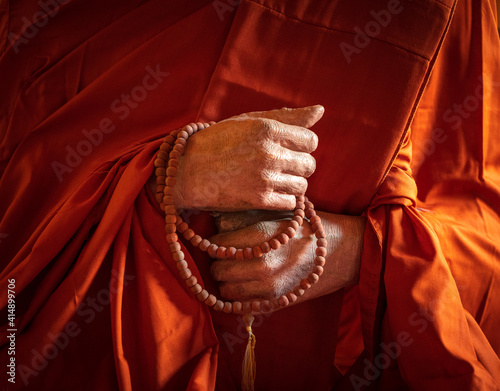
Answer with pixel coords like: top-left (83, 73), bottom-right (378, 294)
top-left (0, 0), bottom-right (499, 390)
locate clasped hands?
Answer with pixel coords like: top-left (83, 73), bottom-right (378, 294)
top-left (170, 105), bottom-right (365, 310)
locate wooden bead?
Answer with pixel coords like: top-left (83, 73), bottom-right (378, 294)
top-left (183, 229), bottom-right (195, 240)
top-left (284, 227), bottom-right (296, 238)
top-left (242, 302), bottom-right (252, 313)
top-left (251, 301), bottom-right (261, 312)
top-left (216, 246), bottom-right (227, 258)
top-left (277, 233), bottom-right (289, 245)
top-left (184, 124), bottom-right (195, 135)
top-left (164, 205), bottom-right (176, 214)
top-left (315, 229), bottom-right (326, 239)
top-left (185, 276), bottom-right (197, 287)
top-left (293, 287), bottom-right (305, 297)
top-left (190, 235), bottom-right (203, 247)
top-left (175, 137), bottom-right (187, 146)
top-left (169, 159), bottom-right (179, 168)
top-left (296, 195), bottom-right (305, 203)
top-left (156, 184), bottom-right (164, 195)
top-left (278, 295), bottom-right (290, 307)
top-left (308, 273), bottom-right (320, 284)
top-left (164, 135), bottom-right (176, 145)
top-left (294, 209), bottom-right (305, 218)
top-left (157, 150), bottom-right (169, 161)
top-left (166, 177), bottom-right (176, 187)
top-left (176, 216), bottom-right (183, 225)
top-left (260, 241), bottom-right (271, 254)
top-left (207, 244), bottom-right (219, 258)
top-left (155, 167), bottom-right (166, 177)
top-left (169, 150), bottom-right (181, 160)
top-left (316, 247), bottom-right (327, 257)
top-left (295, 201), bottom-right (305, 210)
top-left (179, 268), bottom-right (192, 279)
top-left (196, 122), bottom-right (204, 129)
top-left (289, 220), bottom-right (300, 231)
top-left (306, 209), bottom-right (316, 219)
top-left (292, 215), bottom-right (303, 225)
top-left (154, 158), bottom-right (166, 168)
top-left (252, 245), bottom-right (263, 258)
top-left (165, 223), bottom-right (176, 234)
top-left (191, 284), bottom-right (203, 295)
top-left (155, 193), bottom-right (163, 203)
top-left (243, 247), bottom-right (254, 259)
top-left (314, 256), bottom-right (326, 266)
top-left (177, 130), bottom-right (189, 139)
top-left (260, 300), bottom-right (272, 312)
top-left (213, 300), bottom-right (225, 311)
top-left (226, 247), bottom-right (237, 258)
top-left (173, 144), bottom-right (185, 154)
top-left (235, 249), bottom-right (245, 260)
top-left (317, 238), bottom-right (327, 248)
top-left (165, 214), bottom-right (177, 224)
top-left (305, 201), bottom-right (314, 210)
top-left (176, 260), bottom-right (188, 270)
top-left (270, 298), bottom-right (281, 309)
top-left (199, 239), bottom-right (211, 251)
top-left (286, 292), bottom-right (298, 304)
top-left (166, 166), bottom-right (177, 177)
top-left (223, 302), bottom-right (233, 313)
top-left (310, 215), bottom-right (321, 225)
top-left (300, 279), bottom-right (312, 290)
top-left (269, 239), bottom-right (281, 250)
top-left (197, 289), bottom-right (209, 302)
top-left (311, 223), bottom-right (322, 232)
top-left (177, 222), bottom-right (189, 233)
top-left (173, 251), bottom-right (185, 261)
top-left (205, 294), bottom-right (217, 307)
top-left (232, 302), bottom-right (243, 314)
top-left (163, 186), bottom-right (174, 195)
top-left (166, 233), bottom-right (178, 243)
top-left (156, 175), bottom-right (166, 185)
top-left (169, 242), bottom-right (181, 252)
top-left (313, 265), bottom-right (324, 276)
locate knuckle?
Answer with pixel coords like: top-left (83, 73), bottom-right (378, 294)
top-left (255, 118), bottom-right (280, 139)
top-left (210, 263), bottom-right (221, 281)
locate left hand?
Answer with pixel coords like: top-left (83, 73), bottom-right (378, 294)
top-left (210, 211), bottom-right (366, 308)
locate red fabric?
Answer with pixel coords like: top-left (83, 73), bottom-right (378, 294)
top-left (0, 0), bottom-right (499, 390)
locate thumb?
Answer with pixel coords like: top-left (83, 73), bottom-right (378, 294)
top-left (230, 105), bottom-right (325, 129)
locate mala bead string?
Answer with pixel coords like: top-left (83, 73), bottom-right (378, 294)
top-left (155, 122), bottom-right (328, 315)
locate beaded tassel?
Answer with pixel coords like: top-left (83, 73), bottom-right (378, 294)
top-left (242, 314), bottom-right (256, 391)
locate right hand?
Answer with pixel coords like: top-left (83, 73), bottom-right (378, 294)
top-left (173, 105), bottom-right (324, 212)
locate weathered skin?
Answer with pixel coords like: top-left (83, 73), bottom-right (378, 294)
top-left (173, 106), bottom-right (323, 211)
top-left (167, 105), bottom-right (365, 308)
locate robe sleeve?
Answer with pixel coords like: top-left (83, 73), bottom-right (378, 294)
top-left (355, 129), bottom-right (500, 389)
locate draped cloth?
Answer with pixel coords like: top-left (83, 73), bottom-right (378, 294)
top-left (1, 0), bottom-right (499, 390)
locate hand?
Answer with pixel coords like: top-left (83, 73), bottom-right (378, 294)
top-left (173, 106), bottom-right (323, 211)
top-left (209, 211), bottom-right (366, 309)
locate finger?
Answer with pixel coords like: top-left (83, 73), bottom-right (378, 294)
top-left (211, 220), bottom-right (284, 248)
top-left (219, 280), bottom-right (273, 300)
top-left (264, 172), bottom-right (308, 196)
top-left (255, 119), bottom-right (319, 153)
top-left (234, 105), bottom-right (325, 129)
top-left (257, 192), bottom-right (297, 211)
top-left (266, 146), bottom-right (316, 177)
top-left (211, 258), bottom-right (265, 282)
top-left (216, 210), bottom-right (293, 233)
